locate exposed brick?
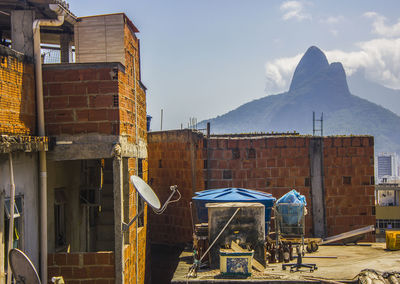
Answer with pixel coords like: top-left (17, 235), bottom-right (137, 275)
top-left (84, 253), bottom-right (96, 265)
top-left (66, 253), bottom-right (80, 266)
top-left (54, 253), bottom-right (67, 265)
top-left (89, 95), bottom-right (114, 108)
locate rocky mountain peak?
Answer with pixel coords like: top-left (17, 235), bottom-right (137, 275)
top-left (289, 46), bottom-right (329, 92)
top-left (289, 46), bottom-right (349, 95)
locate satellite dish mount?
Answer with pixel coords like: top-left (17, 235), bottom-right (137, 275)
top-left (122, 175), bottom-right (181, 231)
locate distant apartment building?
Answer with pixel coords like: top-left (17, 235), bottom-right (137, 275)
top-left (376, 152), bottom-right (399, 183)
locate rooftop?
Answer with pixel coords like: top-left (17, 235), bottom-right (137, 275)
top-left (171, 243), bottom-right (400, 283)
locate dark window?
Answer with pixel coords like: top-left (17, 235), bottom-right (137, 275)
top-left (266, 179), bottom-right (271, 187)
top-left (54, 188), bottom-right (67, 250)
top-left (370, 176), bottom-right (375, 185)
top-left (232, 148), bottom-right (240, 159)
top-left (204, 160), bottom-right (208, 169)
top-left (305, 177), bottom-right (311, 187)
top-left (247, 148), bottom-right (256, 159)
top-left (223, 170), bottom-right (232, 180)
top-left (113, 95), bottom-right (119, 107)
top-left (158, 159), bottom-right (162, 168)
top-left (343, 176), bottom-right (352, 185)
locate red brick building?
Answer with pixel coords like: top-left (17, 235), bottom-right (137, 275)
top-left (148, 130), bottom-right (375, 244)
top-left (0, 2), bottom-right (150, 283)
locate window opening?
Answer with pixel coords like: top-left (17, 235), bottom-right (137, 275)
top-left (54, 188), bottom-right (67, 251)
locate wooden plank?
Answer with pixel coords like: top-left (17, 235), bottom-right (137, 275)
top-left (321, 225), bottom-right (375, 245)
top-left (230, 241), bottom-right (265, 272)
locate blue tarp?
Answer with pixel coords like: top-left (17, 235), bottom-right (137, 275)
top-left (276, 189), bottom-right (306, 205)
top-left (276, 189), bottom-right (306, 226)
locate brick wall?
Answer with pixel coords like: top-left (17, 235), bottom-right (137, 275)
top-left (0, 46), bottom-right (35, 135)
top-left (48, 252), bottom-right (115, 283)
top-left (148, 131), bottom-right (376, 243)
top-left (43, 64), bottom-right (121, 136)
top-left (123, 157), bottom-right (148, 283)
top-left (147, 130), bottom-right (204, 244)
top-left (43, 63), bottom-right (146, 145)
top-left (118, 23), bottom-right (147, 144)
top-left (323, 136), bottom-right (375, 241)
top-left (206, 136), bottom-right (314, 235)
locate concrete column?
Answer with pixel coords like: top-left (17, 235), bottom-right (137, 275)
top-left (309, 138), bottom-right (326, 238)
top-left (113, 157), bottom-right (124, 283)
top-left (11, 10), bottom-right (35, 59)
top-left (60, 33), bottom-right (73, 63)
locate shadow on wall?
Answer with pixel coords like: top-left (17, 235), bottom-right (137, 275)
top-left (149, 243), bottom-right (185, 284)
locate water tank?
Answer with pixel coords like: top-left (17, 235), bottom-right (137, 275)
top-left (192, 188), bottom-right (276, 224)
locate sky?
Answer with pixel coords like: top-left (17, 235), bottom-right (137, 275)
top-left (67, 0), bottom-right (400, 131)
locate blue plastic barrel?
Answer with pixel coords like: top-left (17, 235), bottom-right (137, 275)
top-left (192, 188), bottom-right (276, 225)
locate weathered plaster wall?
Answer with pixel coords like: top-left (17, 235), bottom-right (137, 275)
top-left (0, 152), bottom-right (39, 269)
top-left (47, 160), bottom-right (84, 253)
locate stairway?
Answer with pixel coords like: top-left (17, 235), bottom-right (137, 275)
top-left (94, 159), bottom-right (115, 251)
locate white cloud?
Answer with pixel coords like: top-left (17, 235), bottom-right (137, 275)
top-left (322, 15), bottom-right (344, 25)
top-left (265, 38), bottom-right (400, 93)
top-left (280, 1), bottom-right (311, 21)
top-left (364, 11), bottom-right (400, 37)
top-left (265, 54), bottom-right (302, 93)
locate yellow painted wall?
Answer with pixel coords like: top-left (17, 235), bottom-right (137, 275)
top-left (376, 205), bottom-right (400, 220)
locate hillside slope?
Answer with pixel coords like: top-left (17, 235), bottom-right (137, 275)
top-left (199, 46), bottom-right (400, 153)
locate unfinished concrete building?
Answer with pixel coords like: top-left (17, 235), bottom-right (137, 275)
top-left (148, 130), bottom-right (376, 245)
top-left (0, 1), bottom-right (149, 283)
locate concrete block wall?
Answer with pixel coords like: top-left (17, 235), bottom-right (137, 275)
top-left (48, 252), bottom-right (115, 283)
top-left (118, 23), bottom-right (147, 144)
top-left (123, 157), bottom-right (148, 283)
top-left (323, 136), bottom-right (375, 241)
top-left (43, 64), bottom-right (121, 136)
top-left (147, 130), bottom-right (204, 244)
top-left (206, 136), bottom-right (314, 235)
top-left (148, 131), bottom-right (376, 244)
top-left (0, 46), bottom-right (35, 135)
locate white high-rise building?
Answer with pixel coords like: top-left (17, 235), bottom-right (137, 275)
top-left (376, 152), bottom-right (399, 183)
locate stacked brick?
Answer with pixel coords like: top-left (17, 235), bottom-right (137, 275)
top-left (148, 131), bottom-right (376, 244)
top-left (147, 130), bottom-right (204, 244)
top-left (43, 64), bottom-right (120, 136)
top-left (206, 136), bottom-right (314, 235)
top-left (117, 24), bottom-right (147, 144)
top-left (48, 252), bottom-right (115, 283)
top-left (0, 46), bottom-right (35, 135)
top-left (323, 136), bottom-right (375, 241)
top-left (123, 157), bottom-right (148, 283)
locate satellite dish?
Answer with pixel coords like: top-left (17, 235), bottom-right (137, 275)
top-left (130, 175), bottom-right (161, 210)
top-left (9, 248), bottom-right (41, 284)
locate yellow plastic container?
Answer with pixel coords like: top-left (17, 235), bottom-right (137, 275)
top-left (386, 230), bottom-right (400, 250)
top-left (219, 249), bottom-right (253, 276)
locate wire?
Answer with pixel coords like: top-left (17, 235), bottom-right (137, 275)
top-left (152, 186), bottom-right (181, 215)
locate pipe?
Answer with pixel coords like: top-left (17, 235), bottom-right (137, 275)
top-left (33, 7), bottom-right (64, 284)
top-left (134, 51), bottom-right (139, 284)
top-left (6, 153), bottom-right (15, 284)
